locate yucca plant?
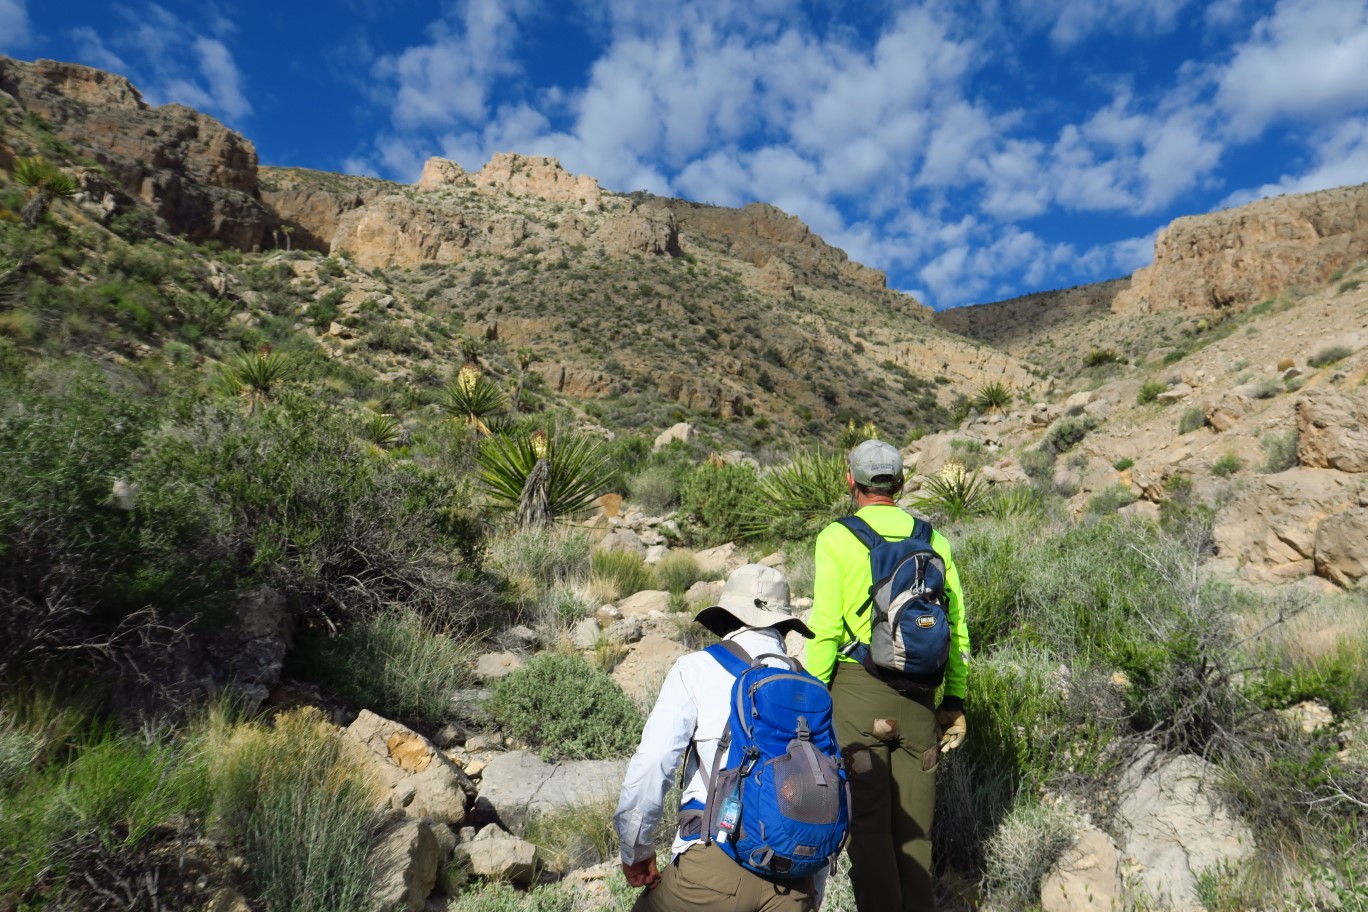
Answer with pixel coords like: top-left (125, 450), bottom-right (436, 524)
top-left (837, 419), bottom-right (879, 450)
top-left (439, 364), bottom-right (505, 436)
top-left (477, 427), bottom-right (613, 525)
top-left (742, 450), bottom-right (850, 539)
top-left (14, 156), bottom-right (79, 228)
top-left (211, 348), bottom-right (290, 412)
top-left (359, 412), bottom-right (403, 448)
top-left (981, 483), bottom-right (1045, 520)
top-left (972, 381), bottom-right (1013, 414)
top-left (914, 460), bottom-right (991, 522)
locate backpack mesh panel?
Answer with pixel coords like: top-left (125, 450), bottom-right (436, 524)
top-left (773, 755), bottom-right (842, 824)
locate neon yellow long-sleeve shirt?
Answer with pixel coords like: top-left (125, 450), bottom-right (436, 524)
top-left (806, 504), bottom-right (970, 702)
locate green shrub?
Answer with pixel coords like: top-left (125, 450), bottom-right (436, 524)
top-left (653, 551), bottom-right (709, 595)
top-left (1178, 406), bottom-right (1207, 434)
top-left (1212, 452), bottom-right (1243, 477)
top-left (1260, 429), bottom-right (1299, 472)
top-left (1113, 457), bottom-right (1134, 471)
top-left (591, 548), bottom-right (657, 599)
top-left (971, 381), bottom-right (1013, 413)
top-left (489, 528), bottom-right (593, 598)
top-left (212, 708), bottom-right (381, 912)
top-left (981, 484), bottom-right (1047, 521)
top-left (1039, 415), bottom-right (1097, 454)
top-left (1085, 483), bottom-right (1137, 515)
top-left (1137, 381), bottom-right (1165, 404)
top-left (1083, 348), bottom-right (1123, 367)
top-left (679, 461), bottom-right (762, 546)
top-left (1308, 345), bottom-right (1353, 368)
top-left (488, 654), bottom-right (642, 759)
top-left (627, 465), bottom-right (681, 514)
top-left (1018, 448), bottom-right (1056, 481)
top-left (292, 609), bottom-right (474, 723)
top-left (913, 467), bottom-right (991, 523)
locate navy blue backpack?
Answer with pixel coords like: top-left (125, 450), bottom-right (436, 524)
top-left (837, 515), bottom-right (951, 692)
top-left (693, 642), bottom-right (849, 880)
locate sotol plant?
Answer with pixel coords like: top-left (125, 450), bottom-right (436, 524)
top-left (14, 156), bottom-right (79, 228)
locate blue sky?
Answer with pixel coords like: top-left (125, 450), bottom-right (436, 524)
top-left (4, 1), bottom-right (1368, 309)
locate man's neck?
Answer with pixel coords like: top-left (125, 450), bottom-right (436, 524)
top-left (854, 492), bottom-right (898, 509)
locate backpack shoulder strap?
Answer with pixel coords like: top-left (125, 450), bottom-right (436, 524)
top-left (835, 515), bottom-right (884, 550)
top-left (705, 641), bottom-right (752, 677)
top-left (909, 516), bottom-right (934, 547)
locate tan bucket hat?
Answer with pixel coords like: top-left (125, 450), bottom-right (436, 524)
top-left (694, 563), bottom-right (814, 639)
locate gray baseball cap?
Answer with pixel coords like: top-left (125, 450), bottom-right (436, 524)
top-left (849, 439), bottom-right (904, 486)
top-left (694, 564), bottom-right (814, 640)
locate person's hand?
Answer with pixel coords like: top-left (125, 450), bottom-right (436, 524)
top-left (936, 707), bottom-right (967, 752)
top-left (623, 857), bottom-right (662, 889)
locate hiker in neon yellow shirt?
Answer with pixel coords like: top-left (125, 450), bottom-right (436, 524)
top-left (807, 439), bottom-right (970, 912)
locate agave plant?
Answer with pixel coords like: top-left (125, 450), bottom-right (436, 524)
top-left (438, 364), bottom-right (505, 436)
top-left (14, 156), bottom-right (79, 228)
top-left (360, 412), bottom-right (404, 449)
top-left (971, 381), bottom-right (1013, 414)
top-left (211, 348), bottom-right (290, 412)
top-left (477, 427), bottom-right (613, 525)
top-left (912, 460), bottom-right (991, 523)
top-left (741, 450), bottom-right (850, 539)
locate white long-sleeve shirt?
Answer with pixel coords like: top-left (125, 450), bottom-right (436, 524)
top-left (613, 627), bottom-right (792, 865)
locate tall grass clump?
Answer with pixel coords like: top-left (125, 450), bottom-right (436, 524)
top-left (211, 708), bottom-right (381, 912)
top-left (488, 654), bottom-right (642, 760)
top-left (590, 549), bottom-right (657, 600)
top-left (291, 608), bottom-right (474, 723)
top-left (487, 527), bottom-right (593, 605)
top-left (1260, 429), bottom-right (1299, 473)
top-left (653, 551), bottom-right (710, 595)
top-left (979, 801), bottom-right (1078, 912)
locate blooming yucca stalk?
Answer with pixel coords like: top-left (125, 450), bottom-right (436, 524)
top-left (438, 363), bottom-right (505, 436)
top-left (838, 419), bottom-right (880, 450)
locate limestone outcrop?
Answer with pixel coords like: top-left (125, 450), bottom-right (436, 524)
top-left (1114, 183), bottom-right (1368, 314)
top-left (0, 56), bottom-right (269, 248)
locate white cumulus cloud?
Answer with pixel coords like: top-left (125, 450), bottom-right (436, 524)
top-left (0, 0), bottom-right (30, 52)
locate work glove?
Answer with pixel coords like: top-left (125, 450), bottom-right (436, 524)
top-left (936, 697), bottom-right (967, 752)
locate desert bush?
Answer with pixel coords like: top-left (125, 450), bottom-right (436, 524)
top-left (1308, 345), bottom-right (1353, 368)
top-left (1137, 380), bottom-right (1165, 404)
top-left (488, 527), bottom-right (593, 602)
top-left (1177, 406), bottom-right (1207, 434)
top-left (743, 450), bottom-right (848, 540)
top-left (291, 608), bottom-right (474, 723)
top-left (1039, 415), bottom-right (1097, 454)
top-left (211, 708), bottom-right (381, 912)
top-left (1018, 447), bottom-right (1056, 482)
top-left (488, 654), bottom-right (642, 760)
top-left (627, 464), bottom-right (680, 514)
top-left (1211, 452), bottom-right (1243, 477)
top-left (678, 461), bottom-right (763, 546)
top-left (523, 800), bottom-right (619, 872)
top-left (653, 551), bottom-right (708, 595)
top-left (590, 549), bottom-right (657, 600)
top-left (1113, 457), bottom-right (1134, 471)
top-left (1084, 348), bottom-right (1123, 367)
top-left (1084, 483), bottom-right (1137, 515)
top-left (1260, 429), bottom-right (1299, 472)
top-left (980, 800), bottom-right (1078, 911)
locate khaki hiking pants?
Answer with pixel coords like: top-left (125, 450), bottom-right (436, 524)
top-left (630, 843), bottom-right (817, 912)
top-left (830, 661), bottom-right (939, 912)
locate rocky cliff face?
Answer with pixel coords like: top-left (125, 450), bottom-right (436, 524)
top-left (1113, 183), bottom-right (1368, 314)
top-left (0, 56), bottom-right (269, 248)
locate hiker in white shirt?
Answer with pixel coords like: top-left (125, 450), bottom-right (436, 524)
top-left (613, 564), bottom-right (821, 912)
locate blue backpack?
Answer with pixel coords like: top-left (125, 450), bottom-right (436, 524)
top-left (691, 642), bottom-right (849, 880)
top-left (837, 514), bottom-right (951, 692)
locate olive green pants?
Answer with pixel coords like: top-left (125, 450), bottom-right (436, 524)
top-left (830, 661), bottom-right (939, 912)
top-left (630, 843), bottom-right (816, 912)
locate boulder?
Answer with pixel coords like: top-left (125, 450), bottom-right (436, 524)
top-left (599, 526), bottom-right (646, 556)
top-left (1115, 747), bottom-right (1255, 909)
top-left (653, 422), bottom-right (693, 450)
top-left (344, 710), bottom-right (475, 826)
top-left (1314, 507), bottom-right (1368, 587)
top-left (473, 751), bottom-right (628, 836)
top-left (474, 652), bottom-right (526, 682)
top-left (684, 579), bottom-right (725, 607)
top-left (1213, 468), bottom-right (1359, 582)
top-left (611, 635), bottom-right (689, 705)
top-left (1297, 390), bottom-right (1368, 472)
top-left (455, 826), bottom-right (539, 885)
top-left (616, 589), bottom-right (672, 618)
top-left (1040, 823), bottom-right (1124, 912)
top-left (694, 542), bottom-right (745, 575)
top-left (370, 816), bottom-right (439, 912)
